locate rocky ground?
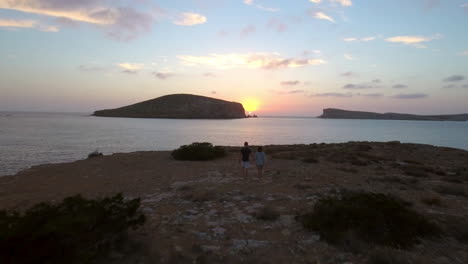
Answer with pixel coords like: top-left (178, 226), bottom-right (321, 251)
top-left (1, 141), bottom-right (467, 263)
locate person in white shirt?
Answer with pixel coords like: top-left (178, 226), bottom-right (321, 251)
top-left (254, 146), bottom-right (267, 178)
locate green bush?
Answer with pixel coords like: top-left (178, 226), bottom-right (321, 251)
top-left (297, 190), bottom-right (440, 249)
top-left (171, 142), bottom-right (226, 161)
top-left (254, 206), bottom-right (280, 221)
top-left (0, 193), bottom-right (145, 264)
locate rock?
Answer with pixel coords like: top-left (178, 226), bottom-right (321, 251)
top-left (318, 108), bottom-right (468, 121)
top-left (201, 245), bottom-right (221, 253)
top-left (93, 94), bottom-right (246, 119)
top-left (212, 226), bottom-right (226, 237)
top-left (230, 240), bottom-right (270, 253)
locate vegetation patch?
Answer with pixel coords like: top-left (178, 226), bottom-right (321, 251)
top-left (421, 195), bottom-right (443, 207)
top-left (440, 216), bottom-right (468, 244)
top-left (254, 206), bottom-right (280, 221)
top-left (172, 142), bottom-right (226, 161)
top-left (0, 193), bottom-right (145, 264)
top-left (183, 190), bottom-right (217, 202)
top-left (88, 150), bottom-right (103, 159)
top-left (377, 176), bottom-right (419, 186)
top-left (302, 156), bottom-right (319, 163)
top-left (297, 190), bottom-right (440, 249)
top-left (338, 167), bottom-right (358, 174)
top-left (433, 184), bottom-right (467, 197)
top-left (366, 247), bottom-right (431, 264)
top-left (402, 166), bottom-right (429, 178)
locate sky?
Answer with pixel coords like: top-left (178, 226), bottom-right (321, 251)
top-left (0, 0), bottom-right (467, 116)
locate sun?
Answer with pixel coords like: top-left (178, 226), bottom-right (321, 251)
top-left (242, 98), bottom-right (260, 113)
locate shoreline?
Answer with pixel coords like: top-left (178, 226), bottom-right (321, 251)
top-left (1, 141), bottom-right (467, 263)
top-left (2, 141), bottom-right (468, 178)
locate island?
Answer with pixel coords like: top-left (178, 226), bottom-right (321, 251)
top-left (93, 94), bottom-right (246, 119)
top-left (318, 108), bottom-right (468, 121)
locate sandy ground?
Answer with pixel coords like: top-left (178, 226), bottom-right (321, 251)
top-left (1, 141), bottom-right (467, 263)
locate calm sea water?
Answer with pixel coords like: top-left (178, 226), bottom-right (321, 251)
top-left (1, 112), bottom-right (467, 176)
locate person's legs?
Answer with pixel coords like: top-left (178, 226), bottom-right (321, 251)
top-left (242, 162), bottom-right (249, 177)
top-left (257, 165), bottom-right (263, 177)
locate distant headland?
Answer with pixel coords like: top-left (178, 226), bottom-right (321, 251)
top-left (318, 108), bottom-right (468, 121)
top-left (93, 94), bottom-right (246, 119)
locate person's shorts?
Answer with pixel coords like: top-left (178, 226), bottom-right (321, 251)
top-left (241, 161), bottom-right (250, 168)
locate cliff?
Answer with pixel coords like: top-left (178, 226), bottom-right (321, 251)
top-left (318, 108), bottom-right (468, 121)
top-left (93, 94), bottom-right (246, 119)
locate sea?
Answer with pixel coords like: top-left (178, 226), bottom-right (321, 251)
top-left (1, 112), bottom-right (467, 177)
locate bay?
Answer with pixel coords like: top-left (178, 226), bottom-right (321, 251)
top-left (1, 112), bottom-right (467, 176)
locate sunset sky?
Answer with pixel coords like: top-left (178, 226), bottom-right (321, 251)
top-left (1, 0), bottom-right (467, 116)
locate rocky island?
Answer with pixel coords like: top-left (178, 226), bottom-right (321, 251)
top-left (93, 94), bottom-right (246, 119)
top-left (318, 108), bottom-right (468, 121)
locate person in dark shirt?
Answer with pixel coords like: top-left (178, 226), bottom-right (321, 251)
top-left (240, 142), bottom-right (252, 177)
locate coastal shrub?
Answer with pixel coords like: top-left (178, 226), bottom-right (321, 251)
top-left (441, 216), bottom-right (468, 244)
top-left (254, 206), bottom-right (280, 221)
top-left (171, 142), bottom-right (226, 161)
top-left (0, 193), bottom-right (145, 264)
top-left (366, 247), bottom-right (431, 264)
top-left (402, 166), bottom-right (429, 178)
top-left (433, 184), bottom-right (467, 197)
top-left (421, 195), bottom-right (443, 207)
top-left (297, 190), bottom-right (440, 249)
top-left (302, 156), bottom-right (319, 163)
top-left (88, 150), bottom-right (103, 159)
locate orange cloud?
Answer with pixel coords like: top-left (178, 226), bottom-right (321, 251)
top-left (385, 34), bottom-right (441, 48)
top-left (174, 12), bottom-right (207, 26)
top-left (178, 53), bottom-right (326, 70)
top-left (0, 18), bottom-right (58, 32)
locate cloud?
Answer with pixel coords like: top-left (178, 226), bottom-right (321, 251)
top-left (281, 81), bottom-right (300, 86)
top-left (330, 0), bottom-right (352, 7)
top-left (343, 83), bottom-right (378, 89)
top-left (77, 64), bottom-right (107, 73)
top-left (241, 24), bottom-right (255, 37)
top-left (443, 75), bottom-right (465, 82)
top-left (203, 72), bottom-right (217, 77)
top-left (0, 0), bottom-right (153, 40)
top-left (343, 36), bottom-right (376, 42)
top-left (391, 93), bottom-right (428, 99)
top-left (243, 0), bottom-right (279, 12)
top-left (0, 18), bottom-right (36, 28)
top-left (117, 63), bottom-right (144, 72)
top-left (174, 12), bottom-right (207, 26)
top-left (310, 92), bottom-right (352, 97)
top-left (309, 0), bottom-right (322, 3)
top-left (372, 79), bottom-right (381, 83)
top-left (385, 34), bottom-right (441, 48)
top-left (178, 53), bottom-right (326, 70)
top-left (463, 84), bottom-right (468, 88)
top-left (460, 50), bottom-right (468, 56)
top-left (211, 90), bottom-right (217, 94)
top-left (0, 18), bottom-right (59, 32)
top-left (392, 84), bottom-right (408, 89)
top-left (341, 71), bottom-right (354, 77)
top-left (442, 84), bottom-right (455, 89)
top-left (462, 3), bottom-right (468, 12)
top-left (356, 93), bottom-right (384, 98)
top-left (288, 90), bottom-right (305, 94)
top-left (311, 11), bottom-right (335, 23)
top-left (153, 71), bottom-right (174, 79)
top-left (267, 18), bottom-right (287, 32)
top-left (344, 53), bottom-right (354, 60)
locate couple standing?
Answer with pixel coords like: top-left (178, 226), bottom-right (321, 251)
top-left (240, 142), bottom-right (266, 177)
